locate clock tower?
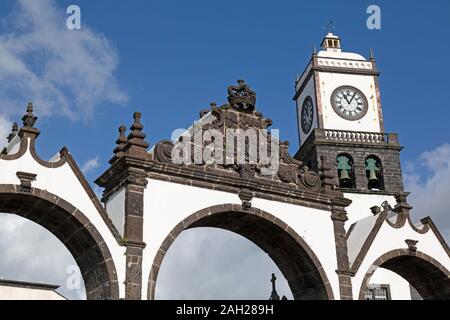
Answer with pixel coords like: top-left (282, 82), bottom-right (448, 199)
top-left (294, 33), bottom-right (404, 201)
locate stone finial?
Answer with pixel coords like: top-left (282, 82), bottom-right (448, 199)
top-left (124, 112), bottom-right (149, 159)
top-left (109, 125), bottom-right (128, 164)
top-left (19, 102), bottom-right (40, 139)
top-left (319, 155), bottom-right (336, 193)
top-left (22, 103), bottom-right (38, 128)
top-left (7, 122), bottom-right (19, 143)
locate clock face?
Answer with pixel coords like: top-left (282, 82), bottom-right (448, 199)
top-left (331, 86), bottom-right (368, 121)
top-left (301, 96), bottom-right (314, 134)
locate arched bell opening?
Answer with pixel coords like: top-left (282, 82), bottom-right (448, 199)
top-left (336, 153), bottom-right (356, 189)
top-left (365, 155), bottom-right (384, 190)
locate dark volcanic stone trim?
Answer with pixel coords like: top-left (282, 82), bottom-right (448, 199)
top-left (28, 136), bottom-right (66, 168)
top-left (314, 69), bottom-right (325, 128)
top-left (0, 132), bottom-right (29, 160)
top-left (147, 204), bottom-right (335, 300)
top-left (350, 208), bottom-right (390, 274)
top-left (122, 171), bottom-right (147, 300)
top-left (385, 212), bottom-right (435, 235)
top-left (61, 147), bottom-right (122, 242)
top-left (0, 185), bottom-right (119, 300)
top-left (331, 203), bottom-right (353, 300)
top-left (358, 249), bottom-right (450, 300)
top-left (420, 217), bottom-right (450, 257)
top-left (0, 279), bottom-right (59, 291)
top-left (0, 132), bottom-right (122, 243)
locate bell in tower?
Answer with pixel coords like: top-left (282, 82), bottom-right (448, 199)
top-left (366, 157), bottom-right (383, 190)
top-left (337, 155), bottom-right (353, 188)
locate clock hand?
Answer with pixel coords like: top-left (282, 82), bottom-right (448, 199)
top-left (343, 93), bottom-right (351, 104)
top-left (349, 92), bottom-right (357, 103)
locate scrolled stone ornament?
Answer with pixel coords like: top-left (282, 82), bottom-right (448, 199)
top-left (298, 166), bottom-right (321, 191)
top-left (154, 140), bottom-right (175, 163)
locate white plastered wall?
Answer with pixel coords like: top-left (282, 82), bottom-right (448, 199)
top-left (0, 286), bottom-right (66, 300)
top-left (142, 178), bottom-right (340, 299)
top-left (0, 138), bottom-right (126, 298)
top-left (343, 192), bottom-right (395, 231)
top-left (105, 188), bottom-right (126, 237)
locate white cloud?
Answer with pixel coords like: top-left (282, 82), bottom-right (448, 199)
top-left (0, 213), bottom-right (85, 300)
top-left (0, 0), bottom-right (127, 121)
top-left (405, 143), bottom-right (450, 242)
top-left (81, 156), bottom-right (100, 175)
top-left (156, 228), bottom-right (293, 300)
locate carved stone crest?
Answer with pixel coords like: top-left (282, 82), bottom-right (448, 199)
top-left (227, 79), bottom-right (256, 111)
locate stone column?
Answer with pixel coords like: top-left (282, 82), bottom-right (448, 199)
top-left (331, 200), bottom-right (354, 300)
top-left (320, 156), bottom-right (354, 300)
top-left (122, 112), bottom-right (149, 300)
top-left (123, 171), bottom-right (147, 299)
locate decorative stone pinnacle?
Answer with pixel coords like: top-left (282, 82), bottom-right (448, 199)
top-left (130, 112), bottom-right (144, 131)
top-left (7, 122), bottom-right (19, 143)
top-left (22, 102), bottom-right (38, 128)
top-left (125, 112), bottom-right (149, 159)
top-left (109, 125), bottom-right (128, 164)
top-left (117, 125), bottom-right (127, 143)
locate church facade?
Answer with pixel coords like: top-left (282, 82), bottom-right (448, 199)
top-left (0, 33), bottom-right (449, 300)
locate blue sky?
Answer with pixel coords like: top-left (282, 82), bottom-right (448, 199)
top-left (0, 0), bottom-right (449, 300)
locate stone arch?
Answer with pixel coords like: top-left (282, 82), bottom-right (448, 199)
top-left (0, 184), bottom-right (119, 300)
top-left (358, 249), bottom-right (450, 300)
top-left (147, 204), bottom-right (335, 300)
